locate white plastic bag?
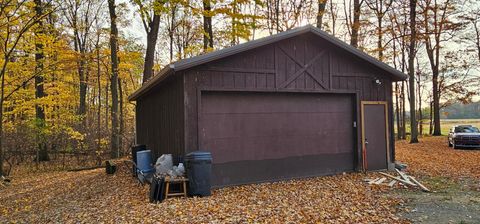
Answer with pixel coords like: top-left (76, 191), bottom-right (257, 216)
top-left (176, 163), bottom-right (185, 176)
top-left (170, 163), bottom-right (185, 177)
top-left (155, 154), bottom-right (173, 175)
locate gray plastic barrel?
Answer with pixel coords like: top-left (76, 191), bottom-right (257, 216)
top-left (185, 151), bottom-right (212, 196)
top-left (136, 150), bottom-right (154, 174)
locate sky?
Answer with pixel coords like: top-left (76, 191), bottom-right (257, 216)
top-left (120, 0), bottom-right (480, 103)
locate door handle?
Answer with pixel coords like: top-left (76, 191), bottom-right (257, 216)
top-left (365, 139), bottom-right (368, 145)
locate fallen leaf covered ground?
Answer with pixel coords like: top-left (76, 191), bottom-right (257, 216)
top-left (394, 136), bottom-right (480, 223)
top-left (4, 136), bottom-right (474, 223)
top-left (396, 136), bottom-right (480, 179)
top-left (0, 164), bottom-right (405, 223)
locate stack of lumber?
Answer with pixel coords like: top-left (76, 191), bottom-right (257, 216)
top-left (364, 169), bottom-right (430, 192)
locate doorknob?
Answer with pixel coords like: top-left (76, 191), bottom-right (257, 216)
top-left (365, 139), bottom-right (368, 145)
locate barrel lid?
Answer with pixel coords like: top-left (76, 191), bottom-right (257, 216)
top-left (185, 151), bottom-right (212, 160)
top-left (136, 149), bottom-right (151, 154)
top-left (132, 144), bottom-right (147, 150)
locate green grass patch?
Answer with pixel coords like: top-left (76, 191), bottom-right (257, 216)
top-left (395, 119), bottom-right (480, 137)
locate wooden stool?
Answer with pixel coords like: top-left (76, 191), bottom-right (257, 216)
top-left (164, 176), bottom-right (188, 199)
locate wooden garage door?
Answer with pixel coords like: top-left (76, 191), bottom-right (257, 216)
top-left (200, 92), bottom-right (355, 186)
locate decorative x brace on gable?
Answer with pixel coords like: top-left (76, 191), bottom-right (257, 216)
top-left (277, 46), bottom-right (329, 89)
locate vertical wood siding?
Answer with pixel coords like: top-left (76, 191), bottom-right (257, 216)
top-left (135, 31), bottom-right (397, 177)
top-left (136, 76), bottom-right (185, 160)
top-left (183, 32), bottom-right (395, 163)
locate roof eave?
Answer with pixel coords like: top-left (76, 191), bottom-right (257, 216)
top-left (128, 65), bottom-right (174, 101)
top-left (173, 26), bottom-right (312, 71)
top-left (129, 25), bottom-right (408, 100)
top-left (309, 27), bottom-right (408, 81)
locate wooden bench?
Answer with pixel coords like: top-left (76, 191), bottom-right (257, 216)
top-left (164, 176), bottom-right (188, 199)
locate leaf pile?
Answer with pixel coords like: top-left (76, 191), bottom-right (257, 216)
top-left (396, 136), bottom-right (480, 179)
top-left (0, 165), bottom-right (406, 223)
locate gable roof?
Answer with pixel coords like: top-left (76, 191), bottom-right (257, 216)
top-left (129, 25), bottom-right (407, 101)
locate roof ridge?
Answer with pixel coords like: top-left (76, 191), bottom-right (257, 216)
top-left (129, 24), bottom-right (407, 101)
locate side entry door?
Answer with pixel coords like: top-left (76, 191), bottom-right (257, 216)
top-left (361, 101), bottom-right (389, 171)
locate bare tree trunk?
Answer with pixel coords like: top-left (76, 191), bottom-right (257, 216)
top-left (377, 18), bottom-right (383, 60)
top-left (78, 60), bottom-right (88, 116)
top-left (417, 68), bottom-right (423, 136)
top-left (317, 0), bottom-right (327, 29)
top-left (408, 0), bottom-right (418, 143)
top-left (203, 0), bottom-right (214, 50)
top-left (0, 69), bottom-right (4, 176)
top-left (474, 20), bottom-right (480, 63)
top-left (399, 28), bottom-right (407, 140)
top-left (71, 14), bottom-right (88, 118)
top-left (118, 77), bottom-right (124, 156)
top-left (251, 2), bottom-right (258, 40)
top-left (395, 83), bottom-right (401, 139)
top-left (431, 69), bottom-right (441, 135)
top-left (231, 2), bottom-right (237, 46)
top-left (350, 0), bottom-right (362, 47)
top-left (392, 36), bottom-right (401, 139)
top-left (108, 0), bottom-right (120, 158)
top-left (105, 80), bottom-right (109, 131)
top-left (142, 1), bottom-right (161, 83)
top-left (168, 5), bottom-right (176, 61)
top-left (429, 100), bottom-right (433, 135)
top-left (96, 30), bottom-right (101, 152)
top-left (34, 0), bottom-right (49, 162)
top-left (275, 0), bottom-right (280, 32)
top-left (418, 109), bottom-right (423, 135)
top-left (329, 1), bottom-right (337, 36)
top-left (401, 81), bottom-right (406, 139)
top-left (423, 0), bottom-right (448, 136)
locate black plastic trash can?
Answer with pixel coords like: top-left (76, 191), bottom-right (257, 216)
top-left (131, 144), bottom-right (147, 176)
top-left (185, 151), bottom-right (212, 196)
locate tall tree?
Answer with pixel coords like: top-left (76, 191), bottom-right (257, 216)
top-left (0, 0), bottom-right (52, 176)
top-left (230, 0), bottom-right (237, 45)
top-left (365, 0), bottom-right (393, 61)
top-left (416, 58), bottom-right (426, 136)
top-left (34, 0), bottom-right (49, 161)
top-left (134, 0), bottom-right (162, 83)
top-left (264, 0), bottom-right (309, 34)
top-left (350, 0), bottom-right (364, 47)
top-left (328, 1), bottom-right (339, 36)
top-left (264, 0), bottom-right (280, 34)
top-left (108, 0), bottom-right (120, 158)
top-left (166, 1), bottom-right (179, 61)
top-left (94, 21), bottom-right (102, 155)
top-left (461, 6), bottom-right (480, 71)
top-left (317, 0), bottom-right (327, 29)
top-left (221, 0), bottom-right (259, 46)
top-left (203, 0), bottom-right (214, 50)
top-left (172, 11), bottom-right (203, 59)
top-left (408, 0), bottom-right (418, 143)
top-left (421, 0), bottom-right (462, 136)
top-left (63, 0), bottom-right (103, 118)
top-left (474, 16), bottom-right (480, 63)
top-left (388, 1), bottom-right (409, 140)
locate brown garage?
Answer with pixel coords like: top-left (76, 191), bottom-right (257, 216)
top-left (129, 25), bottom-right (407, 187)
